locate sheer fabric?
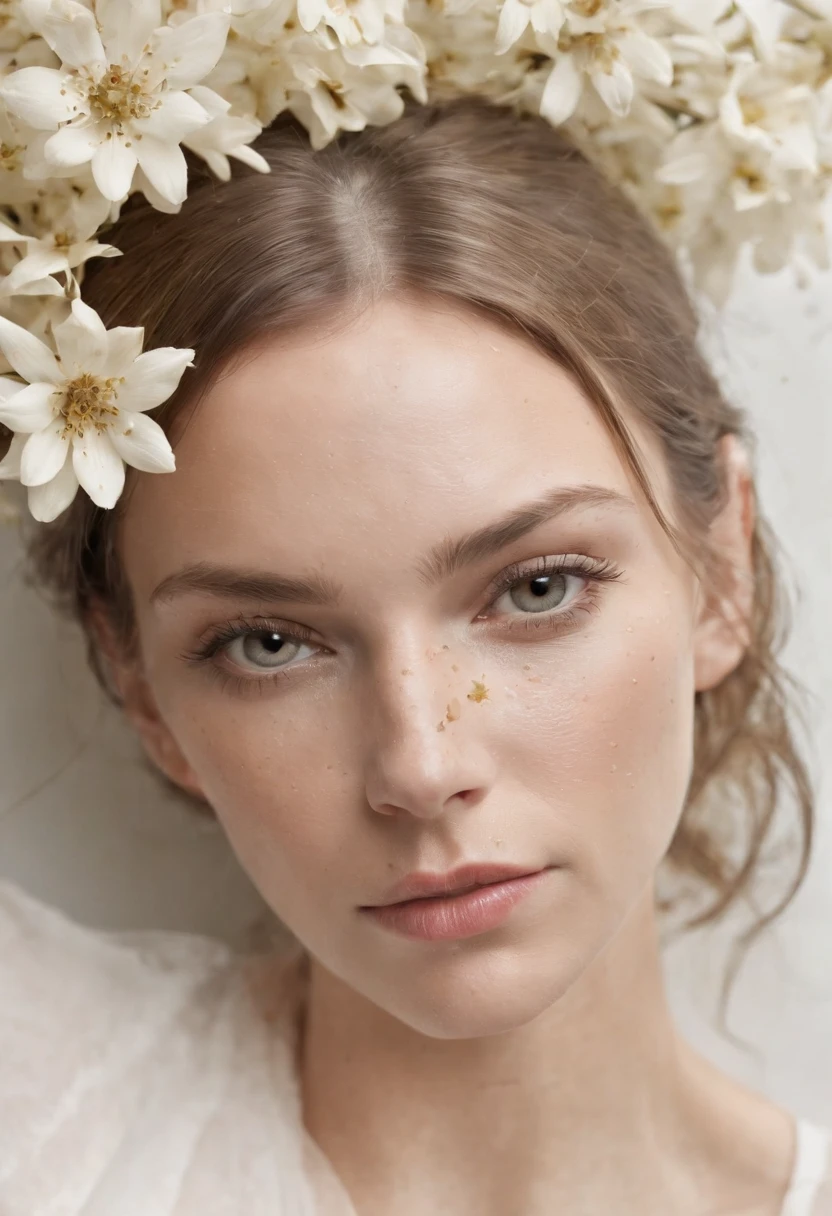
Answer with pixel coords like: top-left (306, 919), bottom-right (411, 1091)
top-left (0, 879), bottom-right (828, 1215)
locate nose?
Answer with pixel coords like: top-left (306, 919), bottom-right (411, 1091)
top-left (361, 651), bottom-right (497, 821)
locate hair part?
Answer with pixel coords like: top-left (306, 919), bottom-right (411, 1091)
top-left (11, 94), bottom-right (814, 1038)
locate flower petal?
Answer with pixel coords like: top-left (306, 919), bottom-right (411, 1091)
top-left (0, 382), bottom-right (60, 433)
top-left (20, 419), bottom-right (70, 486)
top-left (0, 219), bottom-right (30, 244)
top-left (40, 0), bottom-right (107, 72)
top-left (110, 411), bottom-right (175, 473)
top-left (591, 58), bottom-right (634, 117)
top-left (135, 137), bottom-right (189, 206)
top-left (0, 431), bottom-right (27, 479)
top-left (540, 53), bottom-right (583, 127)
top-left (3, 247), bottom-right (69, 292)
top-left (53, 297), bottom-right (108, 374)
top-left (656, 152), bottom-right (710, 184)
top-left (0, 315), bottom-right (62, 384)
top-left (147, 12), bottom-right (231, 91)
top-left (116, 346), bottom-right (195, 413)
top-left (617, 29), bottom-right (674, 86)
top-left (96, 0), bottom-right (161, 66)
top-left (27, 452), bottom-right (80, 522)
top-left (44, 122), bottom-right (100, 168)
top-left (102, 325), bottom-right (145, 377)
top-left (91, 135), bottom-right (138, 202)
top-left (4, 276), bottom-right (66, 298)
top-left (132, 89), bottom-right (211, 142)
top-left (495, 0), bottom-right (531, 56)
top-left (72, 427), bottom-right (125, 508)
top-left (0, 66), bottom-right (77, 129)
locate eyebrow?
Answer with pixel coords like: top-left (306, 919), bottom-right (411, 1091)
top-left (149, 484), bottom-right (638, 607)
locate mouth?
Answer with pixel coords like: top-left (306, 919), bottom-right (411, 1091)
top-left (359, 866), bottom-right (556, 942)
top-left (366, 861), bottom-right (548, 908)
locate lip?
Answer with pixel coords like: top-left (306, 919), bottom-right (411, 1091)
top-left (359, 864), bottom-right (556, 942)
top-left (370, 862), bottom-right (547, 907)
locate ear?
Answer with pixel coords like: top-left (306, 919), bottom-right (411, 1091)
top-left (693, 433), bottom-right (756, 694)
top-left (87, 603), bottom-right (207, 800)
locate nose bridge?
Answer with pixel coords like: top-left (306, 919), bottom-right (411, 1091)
top-left (360, 633), bottom-right (496, 819)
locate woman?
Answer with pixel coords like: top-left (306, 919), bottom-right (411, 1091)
top-left (1, 95), bottom-right (830, 1214)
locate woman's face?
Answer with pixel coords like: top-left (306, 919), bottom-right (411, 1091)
top-left (118, 295), bottom-right (742, 1038)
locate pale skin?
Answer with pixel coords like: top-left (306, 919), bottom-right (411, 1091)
top-left (102, 294), bottom-right (797, 1215)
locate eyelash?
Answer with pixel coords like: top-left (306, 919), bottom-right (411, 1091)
top-left (181, 553), bottom-right (624, 695)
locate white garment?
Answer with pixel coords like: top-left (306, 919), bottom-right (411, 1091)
top-left (0, 878), bottom-right (829, 1216)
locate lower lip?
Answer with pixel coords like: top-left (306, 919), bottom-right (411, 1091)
top-left (361, 869), bottom-right (553, 941)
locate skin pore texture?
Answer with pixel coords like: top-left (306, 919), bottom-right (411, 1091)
top-left (111, 295), bottom-right (797, 1215)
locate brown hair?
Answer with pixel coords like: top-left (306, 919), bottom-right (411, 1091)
top-left (10, 93), bottom-right (814, 1033)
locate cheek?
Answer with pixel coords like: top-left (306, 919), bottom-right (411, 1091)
top-left (156, 687), bottom-right (359, 912)
top-left (498, 597), bottom-right (697, 895)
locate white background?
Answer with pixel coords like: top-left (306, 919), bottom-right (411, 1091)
top-left (1, 254), bottom-right (830, 1124)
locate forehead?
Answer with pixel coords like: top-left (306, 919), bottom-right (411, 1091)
top-left (120, 295), bottom-right (670, 584)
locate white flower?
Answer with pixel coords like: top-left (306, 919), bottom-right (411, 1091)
top-left (719, 58), bottom-right (819, 175)
top-left (0, 189), bottom-right (119, 296)
top-left (181, 85), bottom-right (270, 179)
top-left (0, 297), bottom-right (193, 521)
top-left (495, 0), bottom-right (564, 57)
top-left (283, 29), bottom-right (426, 149)
top-left (0, 0), bottom-right (232, 205)
top-left (296, 0), bottom-right (406, 48)
top-left (538, 0), bottom-right (674, 126)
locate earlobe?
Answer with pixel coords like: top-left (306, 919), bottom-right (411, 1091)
top-left (86, 603), bottom-right (207, 800)
top-left (693, 434), bottom-right (756, 694)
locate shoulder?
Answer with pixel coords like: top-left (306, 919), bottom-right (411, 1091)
top-left (0, 880), bottom-right (312, 1214)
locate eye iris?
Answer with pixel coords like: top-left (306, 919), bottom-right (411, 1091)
top-left (242, 631), bottom-right (291, 667)
top-left (510, 572), bottom-right (568, 613)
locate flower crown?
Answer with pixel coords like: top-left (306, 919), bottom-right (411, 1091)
top-left (0, 0), bottom-right (826, 522)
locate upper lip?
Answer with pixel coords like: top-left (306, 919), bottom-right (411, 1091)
top-left (366, 863), bottom-right (547, 908)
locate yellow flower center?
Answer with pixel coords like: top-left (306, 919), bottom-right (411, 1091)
top-left (558, 30), bottom-right (619, 71)
top-left (735, 160), bottom-right (767, 192)
top-left (0, 140), bottom-right (23, 171)
top-left (739, 97), bottom-right (766, 125)
top-left (60, 373), bottom-right (124, 438)
top-left (83, 62), bottom-right (160, 133)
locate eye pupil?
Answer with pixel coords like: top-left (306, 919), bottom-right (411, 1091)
top-left (241, 631), bottom-right (290, 665)
top-left (508, 571), bottom-right (569, 614)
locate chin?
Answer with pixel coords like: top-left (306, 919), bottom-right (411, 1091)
top-left (365, 941), bottom-right (587, 1040)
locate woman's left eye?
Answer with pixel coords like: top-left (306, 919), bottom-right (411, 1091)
top-left (481, 555), bottom-right (622, 629)
top-left (490, 569), bottom-right (581, 616)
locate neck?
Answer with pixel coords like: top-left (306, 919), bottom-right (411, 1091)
top-left (298, 888), bottom-right (794, 1216)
